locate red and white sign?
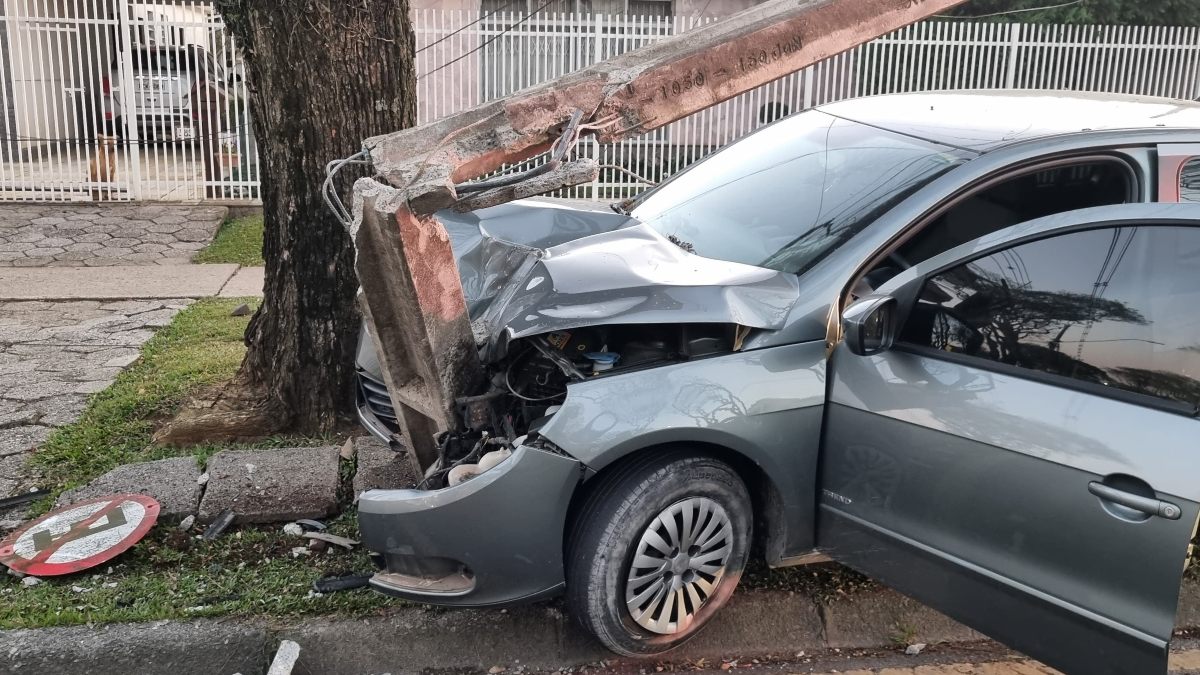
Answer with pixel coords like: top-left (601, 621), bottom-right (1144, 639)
top-left (0, 494), bottom-right (160, 576)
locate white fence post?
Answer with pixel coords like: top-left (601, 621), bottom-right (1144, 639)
top-left (3, 9), bottom-right (1200, 203)
top-left (1004, 22), bottom-right (1021, 89)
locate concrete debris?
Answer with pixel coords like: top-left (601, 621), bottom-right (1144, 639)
top-left (282, 523), bottom-right (304, 536)
top-left (56, 457), bottom-right (201, 519)
top-left (290, 547), bottom-right (310, 559)
top-left (196, 472), bottom-right (209, 486)
top-left (266, 640), bottom-right (301, 675)
top-left (197, 447), bottom-right (341, 524)
top-left (301, 532), bottom-right (358, 550)
top-left (201, 509), bottom-right (236, 540)
top-left (905, 643), bottom-right (927, 656)
top-left (7, 566), bottom-right (26, 579)
top-left (21, 576), bottom-right (41, 587)
top-left (229, 303), bottom-right (252, 317)
top-left (339, 437), bottom-right (355, 461)
top-left (178, 515), bottom-right (195, 532)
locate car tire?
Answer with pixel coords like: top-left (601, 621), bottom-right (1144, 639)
top-left (566, 452), bottom-right (752, 656)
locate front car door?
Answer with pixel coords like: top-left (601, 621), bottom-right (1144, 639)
top-left (817, 203), bottom-right (1200, 674)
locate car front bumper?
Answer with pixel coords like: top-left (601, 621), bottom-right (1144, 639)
top-left (358, 443), bottom-right (584, 607)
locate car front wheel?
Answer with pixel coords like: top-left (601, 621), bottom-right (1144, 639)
top-left (567, 452), bottom-right (752, 656)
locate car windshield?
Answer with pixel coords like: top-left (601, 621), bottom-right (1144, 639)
top-left (629, 111), bottom-right (968, 274)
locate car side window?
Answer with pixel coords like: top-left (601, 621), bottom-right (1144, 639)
top-left (896, 160), bottom-right (1134, 266)
top-left (1182, 159), bottom-right (1200, 203)
top-left (899, 225), bottom-right (1200, 411)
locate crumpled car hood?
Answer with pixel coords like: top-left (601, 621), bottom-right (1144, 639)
top-left (439, 198), bottom-right (801, 354)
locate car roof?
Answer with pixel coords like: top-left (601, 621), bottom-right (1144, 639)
top-left (817, 91), bottom-right (1200, 152)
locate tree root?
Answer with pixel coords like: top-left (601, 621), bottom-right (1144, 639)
top-left (153, 378), bottom-right (289, 447)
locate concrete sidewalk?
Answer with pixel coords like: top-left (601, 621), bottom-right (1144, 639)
top-left (0, 264), bottom-right (264, 300)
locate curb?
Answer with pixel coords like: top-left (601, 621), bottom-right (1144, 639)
top-left (3, 579), bottom-right (1197, 675)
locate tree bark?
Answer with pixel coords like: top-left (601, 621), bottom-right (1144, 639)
top-left (156, 1), bottom-right (415, 444)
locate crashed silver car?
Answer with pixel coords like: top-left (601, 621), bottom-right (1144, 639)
top-left (354, 92), bottom-right (1200, 673)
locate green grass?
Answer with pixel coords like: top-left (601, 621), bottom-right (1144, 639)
top-left (30, 298), bottom-right (262, 493)
top-left (2, 297), bottom-right (395, 629)
top-left (0, 512), bottom-right (392, 629)
top-left (194, 214), bottom-right (264, 267)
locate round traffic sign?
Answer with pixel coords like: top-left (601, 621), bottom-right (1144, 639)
top-left (0, 494), bottom-right (160, 577)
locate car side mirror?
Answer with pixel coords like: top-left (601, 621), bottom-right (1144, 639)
top-left (842, 296), bottom-right (897, 356)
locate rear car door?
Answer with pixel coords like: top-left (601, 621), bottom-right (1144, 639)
top-left (817, 204), bottom-right (1200, 675)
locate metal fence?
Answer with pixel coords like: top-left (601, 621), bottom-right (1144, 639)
top-left (0, 0), bottom-right (256, 202)
top-left (3, 1), bottom-right (1199, 203)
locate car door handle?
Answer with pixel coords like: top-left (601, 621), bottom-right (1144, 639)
top-left (1088, 482), bottom-right (1182, 520)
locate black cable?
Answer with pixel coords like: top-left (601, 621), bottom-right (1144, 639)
top-left (417, 0), bottom-right (560, 81)
top-left (416, 0), bottom-right (519, 54)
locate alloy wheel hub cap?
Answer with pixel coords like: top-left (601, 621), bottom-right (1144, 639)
top-left (624, 497), bottom-right (733, 635)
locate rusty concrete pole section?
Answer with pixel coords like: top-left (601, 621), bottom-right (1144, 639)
top-left (351, 179), bottom-right (484, 472)
top-left (350, 0), bottom-right (967, 472)
top-left (363, 0), bottom-right (968, 213)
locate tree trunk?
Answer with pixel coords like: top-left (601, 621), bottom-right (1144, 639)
top-left (156, 0), bottom-right (415, 444)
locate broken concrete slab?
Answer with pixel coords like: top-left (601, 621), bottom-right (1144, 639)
top-left (351, 435), bottom-right (417, 499)
top-left (198, 446), bottom-right (341, 523)
top-left (56, 457), bottom-right (202, 519)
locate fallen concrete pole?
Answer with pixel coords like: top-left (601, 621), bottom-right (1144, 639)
top-left (351, 0), bottom-right (967, 472)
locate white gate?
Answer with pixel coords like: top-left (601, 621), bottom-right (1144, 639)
top-left (2, 3), bottom-right (1199, 203)
top-left (0, 0), bottom-right (257, 202)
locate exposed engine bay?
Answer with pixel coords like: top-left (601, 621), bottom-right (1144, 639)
top-left (420, 322), bottom-right (742, 490)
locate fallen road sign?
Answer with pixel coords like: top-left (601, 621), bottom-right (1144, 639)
top-left (0, 494), bottom-right (160, 576)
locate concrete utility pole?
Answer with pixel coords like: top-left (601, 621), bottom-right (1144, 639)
top-left (349, 0), bottom-right (967, 473)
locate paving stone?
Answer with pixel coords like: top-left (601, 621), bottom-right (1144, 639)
top-left (174, 228), bottom-right (212, 243)
top-left (0, 204), bottom-right (228, 267)
top-left (2, 380), bottom-right (73, 401)
top-left (199, 446), bottom-right (342, 523)
top-left (57, 457), bottom-right (202, 518)
top-left (31, 394), bottom-right (88, 426)
top-left (76, 232), bottom-right (115, 244)
top-left (74, 379), bottom-right (113, 394)
top-left (352, 435), bottom-right (418, 499)
top-left (102, 353), bottom-right (140, 368)
top-left (0, 300), bottom-right (191, 499)
top-left (0, 425), bottom-right (51, 457)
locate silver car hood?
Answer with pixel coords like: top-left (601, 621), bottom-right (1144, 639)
top-left (442, 198), bottom-right (800, 356)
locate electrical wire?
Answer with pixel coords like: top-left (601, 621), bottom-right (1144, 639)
top-left (417, 0), bottom-right (561, 81)
top-left (416, 0), bottom-right (519, 54)
top-left (935, 0), bottom-right (1084, 20)
top-left (598, 163), bottom-right (657, 186)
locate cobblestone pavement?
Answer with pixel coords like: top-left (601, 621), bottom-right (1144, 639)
top-left (0, 299), bottom-right (190, 522)
top-left (0, 204), bottom-right (227, 267)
